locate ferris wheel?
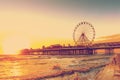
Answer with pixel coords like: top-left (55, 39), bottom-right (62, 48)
top-left (73, 21), bottom-right (95, 46)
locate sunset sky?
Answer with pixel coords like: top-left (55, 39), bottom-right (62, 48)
top-left (0, 0), bottom-right (120, 54)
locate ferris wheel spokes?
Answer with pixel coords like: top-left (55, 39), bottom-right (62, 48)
top-left (73, 21), bottom-right (95, 46)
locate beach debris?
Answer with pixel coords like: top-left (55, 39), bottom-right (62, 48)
top-left (52, 64), bottom-right (62, 70)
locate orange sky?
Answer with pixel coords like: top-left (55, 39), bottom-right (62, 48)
top-left (0, 0), bottom-right (120, 54)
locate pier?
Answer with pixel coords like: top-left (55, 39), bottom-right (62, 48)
top-left (21, 42), bottom-right (120, 55)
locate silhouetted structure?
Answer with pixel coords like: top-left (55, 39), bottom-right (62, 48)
top-left (20, 42), bottom-right (120, 55)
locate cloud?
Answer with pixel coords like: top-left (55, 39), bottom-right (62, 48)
top-left (95, 34), bottom-right (120, 43)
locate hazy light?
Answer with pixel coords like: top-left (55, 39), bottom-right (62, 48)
top-left (2, 34), bottom-right (30, 55)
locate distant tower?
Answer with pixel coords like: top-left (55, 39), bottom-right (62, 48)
top-left (42, 45), bottom-right (45, 49)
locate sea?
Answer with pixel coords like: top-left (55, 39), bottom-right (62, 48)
top-left (0, 54), bottom-right (111, 80)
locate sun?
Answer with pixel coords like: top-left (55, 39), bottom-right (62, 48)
top-left (2, 35), bottom-right (30, 55)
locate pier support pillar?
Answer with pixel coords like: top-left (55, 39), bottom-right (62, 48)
top-left (93, 49), bottom-right (97, 54)
top-left (105, 48), bottom-right (114, 55)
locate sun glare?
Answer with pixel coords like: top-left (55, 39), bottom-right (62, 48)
top-left (2, 35), bottom-right (30, 55)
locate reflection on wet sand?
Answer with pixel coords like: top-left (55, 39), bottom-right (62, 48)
top-left (0, 60), bottom-right (22, 79)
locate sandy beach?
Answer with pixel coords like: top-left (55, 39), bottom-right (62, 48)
top-left (0, 55), bottom-right (111, 80)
